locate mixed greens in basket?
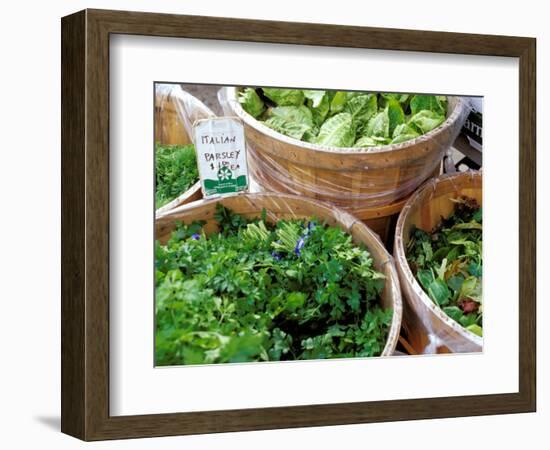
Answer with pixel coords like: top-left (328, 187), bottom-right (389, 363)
top-left (155, 204), bottom-right (393, 366)
top-left (406, 197), bottom-right (483, 337)
top-left (155, 143), bottom-right (199, 209)
top-left (238, 87), bottom-right (448, 148)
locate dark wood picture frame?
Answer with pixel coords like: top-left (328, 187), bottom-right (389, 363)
top-left (61, 8), bottom-right (536, 441)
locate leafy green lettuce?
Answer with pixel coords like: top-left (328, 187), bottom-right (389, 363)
top-left (406, 197), bottom-right (483, 336)
top-left (237, 88), bottom-right (265, 118)
top-left (238, 87), bottom-right (448, 149)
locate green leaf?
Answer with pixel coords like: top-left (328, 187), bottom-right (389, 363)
top-left (473, 208), bottom-right (483, 222)
top-left (304, 90), bottom-right (330, 126)
top-left (286, 292), bottom-right (307, 311)
top-left (238, 88), bottom-right (265, 118)
top-left (446, 246), bottom-right (461, 262)
top-left (391, 123), bottom-right (420, 144)
top-left (466, 324), bottom-right (483, 337)
top-left (269, 105), bottom-right (314, 128)
top-left (410, 95), bottom-right (446, 115)
top-left (459, 313), bottom-right (478, 328)
top-left (435, 258), bottom-right (448, 281)
top-left (219, 334), bottom-right (265, 363)
top-left (459, 276), bottom-right (479, 300)
top-left (381, 93), bottom-right (410, 105)
top-left (452, 222), bottom-right (483, 231)
top-left (364, 110), bottom-right (389, 138)
top-left (263, 116), bottom-right (312, 140)
top-left (443, 306), bottom-right (464, 322)
top-left (408, 110), bottom-right (445, 134)
top-left (416, 269), bottom-right (434, 292)
top-left (303, 90), bottom-right (326, 108)
top-left (428, 278), bottom-right (451, 306)
top-left (330, 91), bottom-right (350, 114)
top-left (386, 99), bottom-right (405, 136)
top-left (468, 262), bottom-right (483, 277)
top-left (447, 274), bottom-right (465, 292)
top-left (421, 240), bottom-right (433, 262)
top-left (345, 94), bottom-right (378, 127)
top-left (262, 88), bottom-right (304, 106)
top-left (314, 112), bottom-right (355, 147)
top-left (354, 136), bottom-right (383, 148)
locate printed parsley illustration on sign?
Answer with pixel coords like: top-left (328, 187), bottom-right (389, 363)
top-left (193, 118), bottom-right (249, 197)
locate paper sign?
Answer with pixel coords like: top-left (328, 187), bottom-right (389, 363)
top-left (193, 117), bottom-right (249, 197)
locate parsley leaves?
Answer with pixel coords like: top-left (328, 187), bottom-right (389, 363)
top-left (155, 143), bottom-right (199, 209)
top-left (155, 205), bottom-right (393, 365)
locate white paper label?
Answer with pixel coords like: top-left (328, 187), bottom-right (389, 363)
top-left (193, 118), bottom-right (249, 197)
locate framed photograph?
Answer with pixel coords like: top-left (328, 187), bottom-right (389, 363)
top-left (61, 9), bottom-right (536, 441)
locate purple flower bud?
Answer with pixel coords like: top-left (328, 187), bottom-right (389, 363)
top-left (294, 237), bottom-right (305, 256)
top-left (191, 233), bottom-right (201, 240)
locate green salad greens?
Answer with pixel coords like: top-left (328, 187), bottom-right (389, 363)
top-left (406, 197), bottom-right (483, 336)
top-left (155, 205), bottom-right (393, 366)
top-left (238, 88), bottom-right (448, 148)
top-left (155, 143), bottom-right (199, 209)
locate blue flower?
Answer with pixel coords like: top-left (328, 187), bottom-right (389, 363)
top-left (271, 251), bottom-right (282, 261)
top-left (294, 237), bottom-right (305, 256)
top-left (191, 233), bottom-right (201, 240)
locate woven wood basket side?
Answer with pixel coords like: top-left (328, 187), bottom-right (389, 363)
top-left (156, 193), bottom-right (403, 357)
top-left (393, 171), bottom-right (483, 353)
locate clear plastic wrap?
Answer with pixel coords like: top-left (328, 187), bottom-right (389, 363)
top-left (154, 84), bottom-right (215, 215)
top-left (155, 191), bottom-right (403, 356)
top-left (218, 87), bottom-right (471, 212)
top-left (393, 171), bottom-right (483, 354)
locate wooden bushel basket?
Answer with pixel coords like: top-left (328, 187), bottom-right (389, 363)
top-left (155, 86), bottom-right (215, 215)
top-left (156, 192), bottom-right (403, 357)
top-left (222, 88), bottom-right (469, 243)
top-left (393, 171), bottom-right (483, 353)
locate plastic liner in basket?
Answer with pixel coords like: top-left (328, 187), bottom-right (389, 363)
top-left (393, 171), bottom-right (483, 354)
top-left (218, 87), bottom-right (471, 211)
top-left (155, 85), bottom-right (216, 215)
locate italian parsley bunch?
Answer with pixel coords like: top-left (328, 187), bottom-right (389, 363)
top-left (155, 143), bottom-right (199, 208)
top-left (155, 205), bottom-right (393, 365)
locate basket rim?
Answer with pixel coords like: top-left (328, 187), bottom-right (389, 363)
top-left (155, 181), bottom-right (202, 216)
top-left (393, 171), bottom-right (483, 346)
top-left (156, 192), bottom-right (403, 357)
top-left (227, 87), bottom-right (469, 156)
